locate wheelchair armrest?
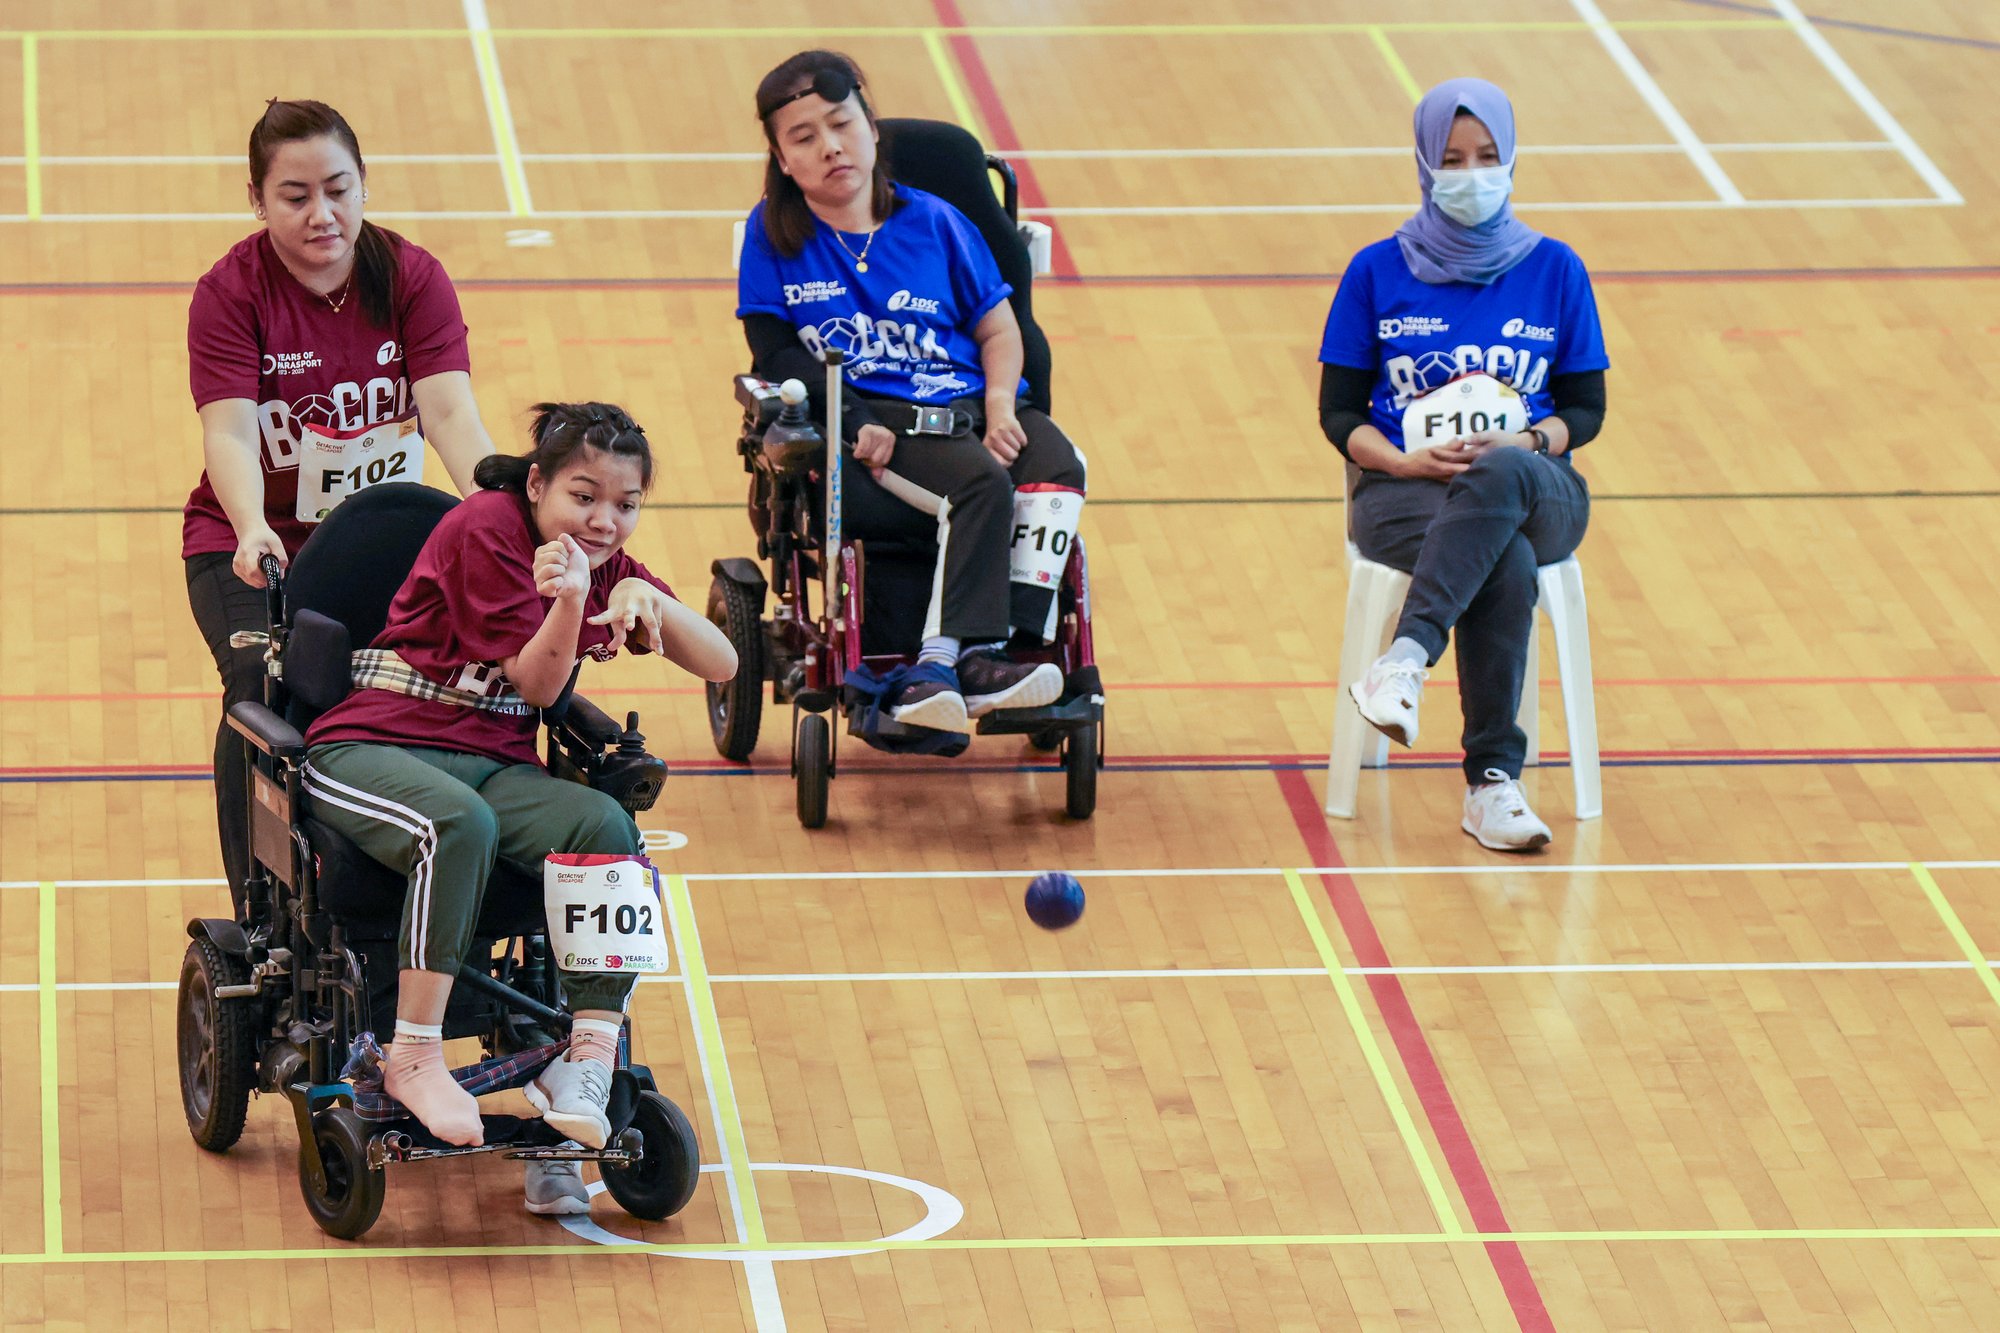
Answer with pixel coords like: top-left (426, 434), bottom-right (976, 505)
top-left (1018, 220), bottom-right (1054, 277)
top-left (550, 693), bottom-right (623, 750)
top-left (227, 701), bottom-right (305, 760)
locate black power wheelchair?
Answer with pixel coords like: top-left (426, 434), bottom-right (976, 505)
top-left (706, 118), bottom-right (1106, 829)
top-left (175, 483), bottom-right (701, 1240)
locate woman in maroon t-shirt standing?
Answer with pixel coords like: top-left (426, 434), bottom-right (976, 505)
top-left (184, 99), bottom-right (498, 906)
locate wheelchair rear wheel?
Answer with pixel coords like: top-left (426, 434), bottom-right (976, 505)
top-left (707, 574), bottom-right (766, 762)
top-left (795, 712), bottom-right (831, 829)
top-left (177, 936), bottom-right (257, 1152)
top-left (1063, 722), bottom-right (1100, 821)
top-left (298, 1106), bottom-right (386, 1240)
top-left (600, 1090), bottom-right (702, 1220)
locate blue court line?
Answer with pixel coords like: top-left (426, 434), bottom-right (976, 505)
top-left (8, 753), bottom-right (1999, 785)
top-left (1676, 0), bottom-right (2000, 53)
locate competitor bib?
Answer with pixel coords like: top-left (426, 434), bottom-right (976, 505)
top-left (544, 854), bottom-right (671, 975)
top-left (1399, 373), bottom-right (1528, 453)
top-left (1008, 484), bottom-right (1082, 592)
top-left (296, 416), bottom-right (425, 522)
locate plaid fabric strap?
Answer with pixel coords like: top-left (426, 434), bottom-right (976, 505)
top-left (350, 1037), bottom-right (570, 1123)
top-left (350, 648), bottom-right (533, 717)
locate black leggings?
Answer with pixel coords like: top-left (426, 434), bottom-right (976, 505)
top-left (185, 552), bottom-right (269, 907)
top-left (853, 398), bottom-right (1086, 642)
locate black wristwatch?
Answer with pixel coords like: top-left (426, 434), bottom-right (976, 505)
top-left (1528, 427), bottom-right (1551, 455)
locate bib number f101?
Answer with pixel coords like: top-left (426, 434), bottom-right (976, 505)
top-left (1399, 372), bottom-right (1528, 453)
top-left (544, 853), bottom-right (671, 974)
top-left (295, 416), bottom-right (425, 522)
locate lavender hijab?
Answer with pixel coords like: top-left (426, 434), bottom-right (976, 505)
top-left (1394, 78), bottom-right (1543, 286)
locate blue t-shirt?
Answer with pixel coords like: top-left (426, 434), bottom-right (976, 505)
top-left (1318, 237), bottom-right (1609, 450)
top-left (737, 183), bottom-right (1021, 403)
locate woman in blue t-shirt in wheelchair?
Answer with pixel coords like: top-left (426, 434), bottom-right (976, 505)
top-left (737, 49), bottom-right (1088, 736)
top-left (1321, 78), bottom-right (1610, 852)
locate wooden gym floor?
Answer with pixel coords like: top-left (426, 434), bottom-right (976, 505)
top-left (5, 0), bottom-right (2000, 1327)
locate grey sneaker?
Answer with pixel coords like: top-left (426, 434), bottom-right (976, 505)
top-left (524, 1156), bottom-right (591, 1216)
top-left (525, 1055), bottom-right (614, 1149)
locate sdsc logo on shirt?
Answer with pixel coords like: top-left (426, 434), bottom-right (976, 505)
top-left (887, 289), bottom-right (942, 315)
top-left (1503, 317), bottom-right (1556, 342)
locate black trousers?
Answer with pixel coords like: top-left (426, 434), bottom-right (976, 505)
top-left (852, 397), bottom-right (1086, 643)
top-left (185, 552), bottom-right (269, 906)
top-left (1352, 448), bottom-right (1590, 784)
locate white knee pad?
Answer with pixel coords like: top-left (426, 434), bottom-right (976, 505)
top-left (1008, 484), bottom-right (1084, 641)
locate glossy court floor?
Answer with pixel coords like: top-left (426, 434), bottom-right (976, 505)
top-left (5, 0), bottom-right (2000, 1328)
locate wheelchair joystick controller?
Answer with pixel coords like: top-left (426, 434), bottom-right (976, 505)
top-left (761, 378), bottom-right (822, 472)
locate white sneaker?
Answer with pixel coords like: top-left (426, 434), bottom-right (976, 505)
top-left (524, 1055), bottom-right (614, 1149)
top-left (1462, 769), bottom-right (1553, 852)
top-left (1349, 655), bottom-right (1428, 747)
top-left (524, 1155), bottom-right (591, 1216)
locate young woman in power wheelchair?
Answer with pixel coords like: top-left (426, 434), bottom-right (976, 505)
top-left (708, 50), bottom-right (1105, 826)
top-left (176, 402), bottom-right (737, 1239)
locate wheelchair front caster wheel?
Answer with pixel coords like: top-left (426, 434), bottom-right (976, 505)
top-left (1062, 722), bottom-right (1100, 821)
top-left (298, 1107), bottom-right (386, 1240)
top-left (795, 712), bottom-right (831, 829)
top-left (600, 1091), bottom-right (702, 1220)
top-left (177, 936), bottom-right (257, 1153)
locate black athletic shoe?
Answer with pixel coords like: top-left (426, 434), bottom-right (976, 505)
top-left (958, 651), bottom-right (1063, 717)
top-left (890, 661), bottom-right (969, 733)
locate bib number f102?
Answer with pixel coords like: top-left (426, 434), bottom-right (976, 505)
top-left (1399, 373), bottom-right (1528, 453)
top-left (296, 416), bottom-right (425, 522)
top-left (544, 854), bottom-right (671, 974)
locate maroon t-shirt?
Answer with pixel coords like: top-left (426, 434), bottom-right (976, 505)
top-left (304, 490), bottom-right (676, 767)
top-left (183, 229), bottom-right (473, 559)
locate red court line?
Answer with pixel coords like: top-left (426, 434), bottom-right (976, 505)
top-left (10, 672), bottom-right (1998, 705)
top-left (1275, 769), bottom-right (1554, 1331)
top-left (931, 0), bottom-right (1081, 279)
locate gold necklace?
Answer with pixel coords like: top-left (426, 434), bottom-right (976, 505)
top-left (322, 275), bottom-right (354, 314)
top-left (830, 224), bottom-right (877, 273)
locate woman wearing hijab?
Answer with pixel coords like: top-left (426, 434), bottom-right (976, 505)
top-left (1319, 77), bottom-right (1609, 852)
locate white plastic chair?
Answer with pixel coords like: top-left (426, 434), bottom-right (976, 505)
top-left (1325, 462), bottom-right (1601, 821)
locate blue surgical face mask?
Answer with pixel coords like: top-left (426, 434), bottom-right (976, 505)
top-left (1430, 163), bottom-right (1514, 226)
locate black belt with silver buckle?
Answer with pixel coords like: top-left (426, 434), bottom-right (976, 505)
top-left (867, 399), bottom-right (980, 438)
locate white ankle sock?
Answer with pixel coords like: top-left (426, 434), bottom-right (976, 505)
top-left (570, 1017), bottom-right (622, 1068)
top-left (394, 1019), bottom-right (443, 1042)
top-left (917, 636), bottom-right (960, 668)
top-left (1387, 637), bottom-right (1428, 668)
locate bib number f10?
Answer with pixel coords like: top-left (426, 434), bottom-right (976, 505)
top-left (1399, 372), bottom-right (1528, 453)
top-left (295, 416), bottom-right (425, 522)
top-left (544, 854), bottom-right (671, 974)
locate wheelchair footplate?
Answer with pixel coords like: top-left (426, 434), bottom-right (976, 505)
top-left (976, 665), bottom-right (1105, 737)
top-left (365, 1110), bottom-right (644, 1170)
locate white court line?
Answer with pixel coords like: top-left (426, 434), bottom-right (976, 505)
top-left (11, 959), bottom-right (1989, 995)
top-left (1765, 0), bottom-right (1961, 204)
top-left (1568, 0), bottom-right (1743, 204)
top-left (0, 141), bottom-right (1895, 168)
top-left (14, 861), bottom-right (2000, 889)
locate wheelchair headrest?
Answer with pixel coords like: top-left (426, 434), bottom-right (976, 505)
top-left (286, 483), bottom-right (459, 651)
top-left (879, 118), bottom-right (1052, 414)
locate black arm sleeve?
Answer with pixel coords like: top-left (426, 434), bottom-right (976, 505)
top-left (1548, 370), bottom-right (1606, 451)
top-left (1318, 362), bottom-right (1377, 461)
top-left (741, 313), bottom-right (880, 442)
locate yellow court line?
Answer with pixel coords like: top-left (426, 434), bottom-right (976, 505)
top-left (1367, 27), bottom-right (1424, 106)
top-left (664, 873), bottom-right (766, 1246)
top-left (9, 1224), bottom-right (2000, 1267)
top-left (465, 18), bottom-right (532, 216)
top-left (1909, 863), bottom-right (2000, 1011)
top-left (38, 881), bottom-right (62, 1256)
top-left (920, 30), bottom-right (980, 139)
top-left (4, 19), bottom-right (1794, 41)
top-left (1283, 869), bottom-right (1462, 1235)
top-left (20, 35), bottom-right (40, 220)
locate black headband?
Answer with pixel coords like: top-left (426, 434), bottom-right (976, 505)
top-left (769, 67), bottom-right (862, 116)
